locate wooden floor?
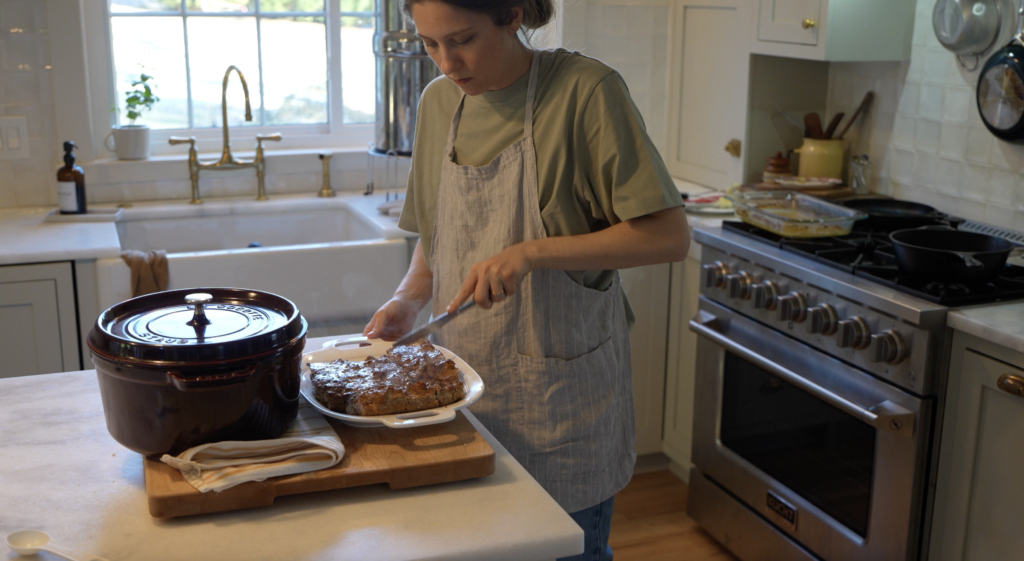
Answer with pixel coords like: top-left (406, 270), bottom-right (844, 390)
top-left (609, 470), bottom-right (738, 561)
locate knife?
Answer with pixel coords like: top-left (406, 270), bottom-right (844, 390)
top-left (393, 300), bottom-right (476, 347)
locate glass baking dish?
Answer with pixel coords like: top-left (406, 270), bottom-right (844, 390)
top-left (725, 191), bottom-right (868, 238)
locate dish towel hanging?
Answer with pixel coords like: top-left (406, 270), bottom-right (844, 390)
top-left (160, 399), bottom-right (345, 493)
top-left (120, 249), bottom-right (169, 296)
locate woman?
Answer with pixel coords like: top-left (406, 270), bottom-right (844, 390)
top-left (363, 1), bottom-right (689, 558)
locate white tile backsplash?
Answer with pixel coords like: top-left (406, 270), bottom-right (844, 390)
top-left (830, 0), bottom-right (1024, 232)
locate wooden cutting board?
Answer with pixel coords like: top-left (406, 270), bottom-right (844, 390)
top-left (144, 411), bottom-right (495, 518)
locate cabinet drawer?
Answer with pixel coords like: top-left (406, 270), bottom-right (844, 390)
top-left (758, 0), bottom-right (821, 46)
top-left (0, 262), bottom-right (80, 376)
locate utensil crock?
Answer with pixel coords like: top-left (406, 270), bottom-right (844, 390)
top-left (795, 138), bottom-right (844, 179)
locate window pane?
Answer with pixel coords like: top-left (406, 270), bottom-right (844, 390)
top-left (261, 17), bottom-right (327, 124)
top-left (110, 16), bottom-right (189, 128)
top-left (187, 17), bottom-right (262, 128)
top-left (186, 0), bottom-right (254, 13)
top-left (110, 0), bottom-right (181, 13)
top-left (340, 0), bottom-right (373, 12)
top-left (260, 0), bottom-right (324, 12)
top-left (341, 15), bottom-right (374, 123)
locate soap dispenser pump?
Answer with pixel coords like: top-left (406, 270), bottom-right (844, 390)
top-left (57, 141), bottom-right (86, 214)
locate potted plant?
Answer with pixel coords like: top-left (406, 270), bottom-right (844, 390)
top-left (106, 73), bottom-right (159, 160)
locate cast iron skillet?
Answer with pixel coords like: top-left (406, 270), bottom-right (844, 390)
top-left (841, 198), bottom-right (945, 229)
top-left (889, 227), bottom-right (1015, 283)
top-left (977, 0), bottom-right (1024, 141)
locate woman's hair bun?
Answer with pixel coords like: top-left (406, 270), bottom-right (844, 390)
top-left (403, 0), bottom-right (555, 31)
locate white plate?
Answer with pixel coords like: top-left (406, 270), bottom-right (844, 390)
top-left (773, 177), bottom-right (843, 189)
top-left (683, 193), bottom-right (734, 215)
top-left (300, 335), bottom-right (485, 428)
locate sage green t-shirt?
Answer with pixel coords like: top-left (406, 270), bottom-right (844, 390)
top-left (399, 48), bottom-right (683, 296)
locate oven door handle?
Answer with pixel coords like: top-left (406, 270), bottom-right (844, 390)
top-left (690, 311), bottom-right (915, 438)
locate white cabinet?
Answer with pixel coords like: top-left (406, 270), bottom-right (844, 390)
top-left (661, 246), bottom-right (702, 478)
top-left (753, 0), bottom-right (916, 61)
top-left (0, 262), bottom-right (81, 377)
top-left (758, 0), bottom-right (821, 46)
top-left (621, 263), bottom-right (672, 456)
top-left (665, 0), bottom-right (754, 190)
top-left (930, 334), bottom-right (1024, 561)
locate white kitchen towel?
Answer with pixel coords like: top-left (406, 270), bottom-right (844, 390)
top-left (160, 399), bottom-right (344, 493)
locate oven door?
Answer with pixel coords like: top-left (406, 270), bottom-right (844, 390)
top-left (689, 297), bottom-right (931, 561)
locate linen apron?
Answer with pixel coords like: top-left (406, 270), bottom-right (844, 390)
top-left (430, 51), bottom-right (636, 513)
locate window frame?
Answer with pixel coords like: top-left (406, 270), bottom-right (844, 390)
top-left (77, 0), bottom-right (376, 161)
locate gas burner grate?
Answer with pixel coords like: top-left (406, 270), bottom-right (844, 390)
top-left (721, 220), bottom-right (1024, 305)
top-left (857, 264), bottom-right (1024, 305)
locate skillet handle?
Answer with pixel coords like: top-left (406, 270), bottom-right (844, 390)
top-left (957, 253), bottom-right (986, 269)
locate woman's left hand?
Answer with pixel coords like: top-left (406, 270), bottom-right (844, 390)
top-left (447, 242), bottom-right (536, 312)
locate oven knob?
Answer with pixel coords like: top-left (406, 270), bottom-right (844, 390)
top-left (806, 304), bottom-right (838, 335)
top-left (702, 261), bottom-right (730, 289)
top-left (836, 316), bottom-right (871, 349)
top-left (726, 271), bottom-right (753, 299)
top-left (777, 292), bottom-right (807, 322)
top-left (869, 330), bottom-right (907, 364)
top-left (751, 281), bottom-right (779, 310)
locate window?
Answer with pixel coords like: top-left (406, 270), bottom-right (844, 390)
top-left (106, 0), bottom-right (375, 134)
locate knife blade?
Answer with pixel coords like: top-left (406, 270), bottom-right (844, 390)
top-left (393, 300), bottom-right (476, 347)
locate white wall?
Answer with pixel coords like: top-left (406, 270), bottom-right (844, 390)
top-left (565, 0), bottom-right (671, 156)
top-left (0, 0), bottom-right (57, 207)
top-left (829, 0), bottom-right (1024, 231)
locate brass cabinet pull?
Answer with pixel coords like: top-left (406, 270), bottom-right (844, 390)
top-left (724, 139), bottom-right (742, 157)
top-left (997, 374), bottom-right (1024, 397)
top-left (802, 19), bottom-right (816, 29)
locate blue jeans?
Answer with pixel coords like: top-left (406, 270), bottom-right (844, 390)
top-left (558, 496), bottom-right (615, 561)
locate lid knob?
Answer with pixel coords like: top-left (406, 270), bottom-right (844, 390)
top-left (185, 293), bottom-right (213, 326)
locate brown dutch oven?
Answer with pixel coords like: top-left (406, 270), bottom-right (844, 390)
top-left (88, 288), bottom-right (307, 457)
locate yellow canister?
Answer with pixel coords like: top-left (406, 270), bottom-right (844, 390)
top-left (795, 138), bottom-right (844, 179)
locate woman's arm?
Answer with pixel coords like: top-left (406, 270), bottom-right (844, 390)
top-left (447, 205), bottom-right (689, 312)
top-left (363, 240), bottom-right (434, 340)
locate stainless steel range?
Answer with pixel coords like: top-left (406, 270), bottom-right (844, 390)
top-left (683, 213), bottom-right (1019, 561)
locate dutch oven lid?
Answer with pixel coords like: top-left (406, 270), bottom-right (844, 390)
top-left (88, 288), bottom-right (305, 365)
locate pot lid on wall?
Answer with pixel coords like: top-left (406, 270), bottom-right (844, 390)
top-left (88, 288), bottom-right (305, 365)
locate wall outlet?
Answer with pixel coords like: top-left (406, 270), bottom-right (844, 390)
top-left (0, 117), bottom-right (30, 160)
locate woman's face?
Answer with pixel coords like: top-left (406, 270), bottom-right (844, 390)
top-left (410, 1), bottom-right (525, 96)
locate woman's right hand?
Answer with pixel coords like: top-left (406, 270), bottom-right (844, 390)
top-left (363, 297), bottom-right (424, 341)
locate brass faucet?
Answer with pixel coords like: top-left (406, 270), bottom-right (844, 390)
top-left (168, 65), bottom-right (281, 204)
top-left (318, 152), bottom-right (336, 198)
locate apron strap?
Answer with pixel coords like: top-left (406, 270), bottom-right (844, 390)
top-left (445, 95), bottom-right (467, 158)
top-left (523, 50), bottom-right (541, 140)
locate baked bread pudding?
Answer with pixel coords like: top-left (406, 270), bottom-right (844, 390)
top-left (308, 339), bottom-right (465, 416)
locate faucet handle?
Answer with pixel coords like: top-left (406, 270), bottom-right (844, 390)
top-left (256, 133), bottom-right (282, 144)
top-left (168, 136), bottom-right (196, 147)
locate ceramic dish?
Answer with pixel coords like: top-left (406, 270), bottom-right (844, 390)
top-left (726, 191), bottom-right (868, 238)
top-left (300, 335), bottom-right (485, 428)
top-left (774, 177), bottom-right (844, 189)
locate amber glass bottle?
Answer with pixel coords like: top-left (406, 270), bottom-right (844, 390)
top-left (57, 141), bottom-right (86, 214)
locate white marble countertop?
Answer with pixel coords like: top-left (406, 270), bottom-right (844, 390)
top-left (0, 335), bottom-right (583, 561)
top-left (0, 207), bottom-right (121, 266)
top-left (948, 302), bottom-right (1024, 354)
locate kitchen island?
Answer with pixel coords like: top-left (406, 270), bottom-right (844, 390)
top-left (0, 336), bottom-right (584, 561)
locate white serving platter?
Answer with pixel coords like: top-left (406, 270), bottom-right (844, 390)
top-left (300, 335), bottom-right (485, 429)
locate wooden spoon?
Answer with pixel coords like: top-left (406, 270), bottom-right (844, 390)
top-left (823, 112), bottom-right (845, 139)
top-left (804, 112), bottom-right (824, 139)
top-left (836, 92), bottom-right (874, 140)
